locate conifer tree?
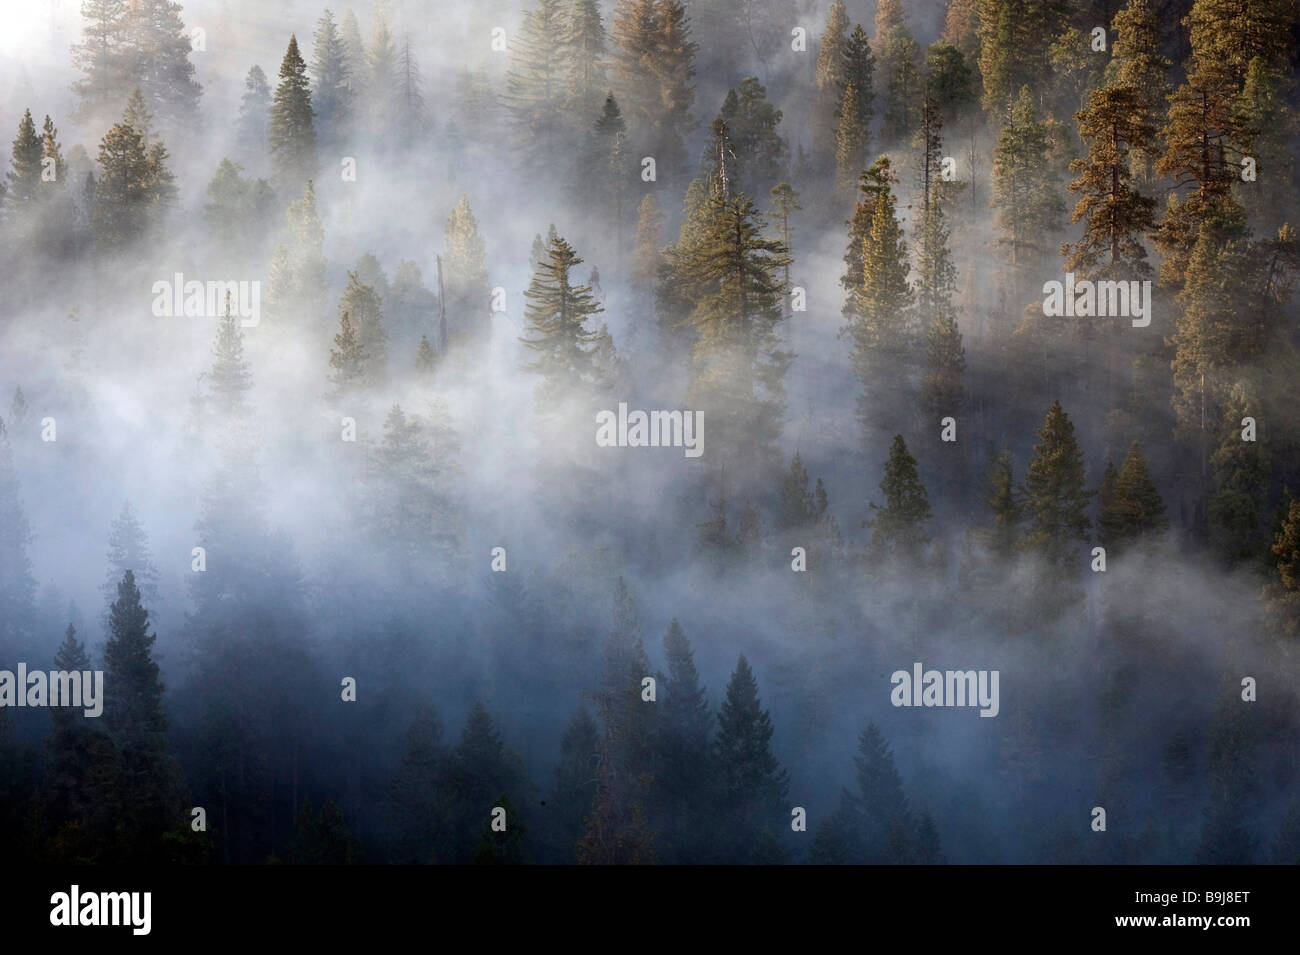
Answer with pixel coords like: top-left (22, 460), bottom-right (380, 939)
top-left (122, 0), bottom-right (203, 133)
top-left (269, 34), bottom-right (318, 194)
top-left (768, 183), bottom-right (800, 306)
top-left (608, 0), bottom-right (697, 183)
top-left (717, 77), bottom-right (788, 199)
top-left (104, 569), bottom-right (164, 747)
top-left (632, 193), bottom-right (664, 288)
top-left (0, 420), bottom-right (35, 652)
top-left (236, 66), bottom-right (271, 160)
top-left (867, 435), bottom-right (932, 562)
top-left (520, 231), bottom-right (609, 409)
top-left (310, 9), bottom-right (353, 148)
top-left (834, 82), bottom-right (869, 202)
top-left (387, 705), bottom-right (446, 863)
top-left (992, 87), bottom-right (1064, 301)
top-left (561, 0), bottom-right (607, 119)
top-left (1020, 400), bottom-right (1092, 568)
top-left (1107, 0), bottom-right (1170, 175)
top-left (101, 502), bottom-right (160, 622)
top-left (977, 0), bottom-right (1067, 112)
top-left (443, 196), bottom-right (489, 347)
top-left (814, 0), bottom-right (851, 170)
top-left (673, 190), bottom-right (790, 474)
top-left (1208, 382), bottom-right (1271, 563)
top-left (441, 702), bottom-right (529, 863)
top-left (505, 0), bottom-right (569, 156)
top-left (877, 20), bottom-right (922, 143)
top-left (982, 447), bottom-right (1021, 558)
top-left (7, 110), bottom-right (44, 209)
top-left (811, 721), bottom-right (916, 862)
top-left (328, 311), bottom-right (367, 397)
top-left (549, 706), bottom-right (599, 862)
top-left (43, 623), bottom-right (112, 859)
top-left (1264, 495), bottom-right (1300, 637)
top-left (337, 273), bottom-right (387, 388)
top-left (415, 336), bottom-right (437, 377)
top-left (1098, 441), bottom-right (1168, 552)
top-left (91, 117), bottom-right (173, 249)
top-left (844, 162), bottom-right (914, 433)
top-left (71, 0), bottom-right (134, 132)
top-left (713, 655), bottom-right (788, 863)
top-left (651, 620), bottom-right (712, 861)
top-left (580, 577), bottom-right (657, 863)
top-left (1063, 83), bottom-right (1160, 280)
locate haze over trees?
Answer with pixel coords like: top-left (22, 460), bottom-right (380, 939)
top-left (0, 0), bottom-right (1296, 866)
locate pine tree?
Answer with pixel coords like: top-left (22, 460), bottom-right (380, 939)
top-left (991, 87), bottom-right (1064, 299)
top-left (269, 34), bottom-right (317, 194)
top-left (0, 420), bottom-right (35, 652)
top-left (549, 706), bottom-right (599, 862)
top-left (289, 798), bottom-right (360, 864)
top-left (71, 0), bottom-right (133, 132)
top-left (7, 110), bottom-right (45, 209)
top-left (310, 9), bottom-right (353, 148)
top-left (104, 569), bottom-right (164, 747)
top-left (328, 311), bottom-right (367, 397)
top-left (713, 655), bottom-right (789, 863)
top-left (844, 162), bottom-right (914, 434)
top-left (717, 77), bottom-right (788, 199)
top-left (580, 577), bottom-right (657, 863)
top-left (337, 273), bottom-right (387, 388)
top-left (236, 66), bottom-right (271, 160)
top-left (443, 195), bottom-right (489, 347)
top-left (387, 705), bottom-right (446, 863)
top-left (852, 723), bottom-right (913, 861)
top-left (561, 0), bottom-right (608, 119)
top-left (520, 231), bottom-right (608, 409)
top-left (1234, 57), bottom-right (1296, 233)
top-left (841, 23), bottom-right (875, 132)
top-left (943, 0), bottom-right (981, 65)
top-left (814, 0), bottom-right (851, 171)
top-left (982, 447), bottom-right (1021, 558)
top-left (768, 183), bottom-right (800, 307)
top-left (505, 0), bottom-right (570, 157)
top-left (977, 0), bottom-right (1067, 112)
top-left (91, 117), bottom-right (173, 249)
top-left (877, 21), bottom-right (922, 143)
top-left (1108, 0), bottom-right (1170, 175)
top-left (925, 41), bottom-right (975, 123)
top-left (441, 703), bottom-right (529, 863)
top-left (1264, 495), bottom-right (1300, 638)
top-left (584, 93), bottom-right (629, 240)
top-left (672, 191), bottom-right (790, 474)
top-left (123, 0), bottom-right (203, 134)
top-left (101, 501), bottom-right (160, 622)
top-left (1098, 441), bottom-right (1168, 552)
top-left (1063, 83), bottom-right (1160, 280)
top-left (364, 7), bottom-right (400, 140)
top-left (867, 434), bottom-right (932, 562)
top-left (608, 0), bottom-right (697, 184)
top-left (1020, 400), bottom-right (1092, 568)
top-left (834, 82), bottom-right (869, 202)
top-left (1208, 382), bottom-right (1271, 563)
top-left (632, 193), bottom-right (664, 288)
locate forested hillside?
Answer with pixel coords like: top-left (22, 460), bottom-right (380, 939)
top-left (0, 0), bottom-right (1298, 864)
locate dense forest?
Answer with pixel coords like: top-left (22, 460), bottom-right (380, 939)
top-left (0, 0), bottom-right (1298, 865)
